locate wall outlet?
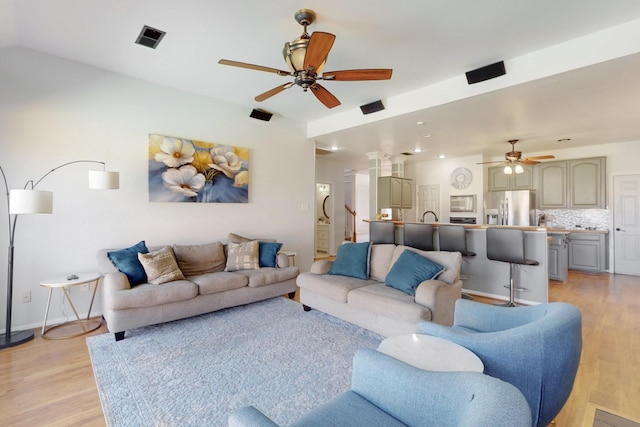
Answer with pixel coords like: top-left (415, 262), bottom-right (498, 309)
top-left (80, 283), bottom-right (90, 292)
top-left (21, 291), bottom-right (31, 303)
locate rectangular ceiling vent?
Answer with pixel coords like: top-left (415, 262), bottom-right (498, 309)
top-left (135, 25), bottom-right (166, 49)
top-left (400, 152), bottom-right (414, 156)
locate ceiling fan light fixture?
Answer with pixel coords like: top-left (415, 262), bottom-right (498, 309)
top-left (514, 164), bottom-right (524, 174)
top-left (504, 165), bottom-right (513, 175)
top-left (283, 38), bottom-right (309, 72)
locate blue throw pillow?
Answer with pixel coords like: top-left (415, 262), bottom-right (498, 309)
top-left (259, 241), bottom-right (283, 267)
top-left (107, 241), bottom-right (149, 286)
top-left (328, 242), bottom-right (371, 279)
top-left (385, 249), bottom-right (445, 296)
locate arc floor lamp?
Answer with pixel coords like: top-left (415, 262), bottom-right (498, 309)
top-left (0, 160), bottom-right (119, 349)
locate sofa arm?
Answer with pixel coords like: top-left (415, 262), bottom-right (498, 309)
top-left (310, 259), bottom-right (333, 274)
top-left (414, 279), bottom-right (462, 326)
top-left (102, 272), bottom-right (131, 293)
top-left (228, 406), bottom-right (280, 427)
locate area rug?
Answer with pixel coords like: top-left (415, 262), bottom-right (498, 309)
top-left (87, 297), bottom-right (383, 426)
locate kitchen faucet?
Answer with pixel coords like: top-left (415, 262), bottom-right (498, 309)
top-left (421, 211), bottom-right (439, 222)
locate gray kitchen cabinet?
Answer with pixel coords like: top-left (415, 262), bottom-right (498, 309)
top-left (488, 164), bottom-right (534, 191)
top-left (378, 176), bottom-right (413, 209)
top-left (548, 233), bottom-right (568, 282)
top-left (539, 157), bottom-right (606, 209)
top-left (567, 232), bottom-right (608, 272)
top-left (539, 162), bottom-right (567, 208)
top-left (569, 158), bottom-right (606, 208)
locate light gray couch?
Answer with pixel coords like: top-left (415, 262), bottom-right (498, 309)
top-left (296, 244), bottom-right (462, 337)
top-left (97, 238), bottom-right (299, 341)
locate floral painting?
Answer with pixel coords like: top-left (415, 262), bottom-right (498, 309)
top-left (148, 134), bottom-right (249, 203)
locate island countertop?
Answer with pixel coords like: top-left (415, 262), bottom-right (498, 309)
top-left (364, 220), bottom-right (609, 234)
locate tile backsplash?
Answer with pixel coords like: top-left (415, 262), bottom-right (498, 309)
top-left (539, 209), bottom-right (609, 229)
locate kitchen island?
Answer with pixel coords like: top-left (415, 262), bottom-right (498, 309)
top-left (367, 220), bottom-right (609, 304)
top-left (368, 221), bottom-right (549, 304)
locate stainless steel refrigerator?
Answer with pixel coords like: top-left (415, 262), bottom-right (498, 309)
top-left (484, 190), bottom-right (536, 226)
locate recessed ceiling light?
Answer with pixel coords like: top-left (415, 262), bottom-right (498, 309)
top-left (438, 154), bottom-right (446, 159)
top-left (416, 121), bottom-right (425, 125)
top-left (422, 134), bottom-right (431, 138)
top-left (413, 148), bottom-right (422, 153)
top-left (330, 146), bottom-right (339, 151)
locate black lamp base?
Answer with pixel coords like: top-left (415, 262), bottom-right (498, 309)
top-left (0, 330), bottom-right (35, 350)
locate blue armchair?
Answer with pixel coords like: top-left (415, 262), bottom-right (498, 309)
top-left (229, 348), bottom-right (532, 427)
top-left (418, 299), bottom-right (582, 427)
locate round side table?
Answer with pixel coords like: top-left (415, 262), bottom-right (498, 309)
top-left (40, 272), bottom-right (102, 339)
top-left (377, 334), bottom-right (484, 372)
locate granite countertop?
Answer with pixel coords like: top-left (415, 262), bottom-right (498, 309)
top-left (546, 227), bottom-right (609, 234)
top-left (365, 220), bottom-right (609, 234)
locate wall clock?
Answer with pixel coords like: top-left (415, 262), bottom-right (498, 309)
top-left (450, 167), bottom-right (472, 189)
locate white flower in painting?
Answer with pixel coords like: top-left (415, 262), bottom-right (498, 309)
top-left (155, 137), bottom-right (195, 168)
top-left (233, 171), bottom-right (249, 187)
top-left (209, 147), bottom-right (242, 178)
top-left (162, 165), bottom-right (205, 197)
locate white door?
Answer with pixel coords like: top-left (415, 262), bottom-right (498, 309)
top-left (418, 185), bottom-right (440, 222)
top-left (613, 174), bottom-right (640, 276)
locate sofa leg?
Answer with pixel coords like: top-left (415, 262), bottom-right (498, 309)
top-left (114, 331), bottom-right (125, 342)
top-left (303, 305), bottom-right (311, 312)
top-left (288, 291), bottom-right (296, 299)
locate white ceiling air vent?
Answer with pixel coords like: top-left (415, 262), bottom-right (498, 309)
top-left (135, 25), bottom-right (166, 49)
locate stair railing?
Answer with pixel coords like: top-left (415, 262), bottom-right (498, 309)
top-left (345, 205), bottom-right (356, 242)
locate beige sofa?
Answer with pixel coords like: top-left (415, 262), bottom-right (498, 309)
top-left (296, 244), bottom-right (462, 337)
top-left (97, 235), bottom-right (299, 341)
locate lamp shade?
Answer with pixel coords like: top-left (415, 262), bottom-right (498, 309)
top-left (503, 165), bottom-right (513, 175)
top-left (9, 189), bottom-right (53, 214)
top-left (514, 164), bottom-right (524, 174)
top-left (88, 170), bottom-right (119, 189)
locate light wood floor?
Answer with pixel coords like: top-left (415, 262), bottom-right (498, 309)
top-left (1, 271), bottom-right (638, 426)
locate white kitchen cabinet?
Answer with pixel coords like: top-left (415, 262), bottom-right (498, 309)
top-left (315, 224), bottom-right (329, 254)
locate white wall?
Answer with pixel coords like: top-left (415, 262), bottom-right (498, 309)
top-left (315, 157), bottom-right (346, 255)
top-left (0, 47), bottom-right (316, 331)
top-left (406, 154), bottom-right (485, 223)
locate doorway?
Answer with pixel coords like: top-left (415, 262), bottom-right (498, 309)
top-left (315, 183), bottom-right (333, 258)
top-left (418, 184), bottom-right (440, 222)
top-left (613, 174), bottom-right (640, 275)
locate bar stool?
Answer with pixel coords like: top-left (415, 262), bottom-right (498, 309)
top-left (438, 225), bottom-right (475, 300)
top-left (486, 227), bottom-right (539, 307)
top-left (403, 223), bottom-right (434, 251)
top-left (370, 221), bottom-right (395, 244)
top-left (438, 225), bottom-right (476, 257)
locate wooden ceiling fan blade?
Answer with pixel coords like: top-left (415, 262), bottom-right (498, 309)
top-left (218, 59), bottom-right (291, 76)
top-left (255, 83), bottom-right (294, 102)
top-left (310, 83), bottom-right (341, 108)
top-left (476, 160), bottom-right (506, 165)
top-left (524, 155), bottom-right (556, 161)
top-left (521, 160), bottom-right (541, 165)
top-left (303, 32), bottom-right (336, 71)
top-left (322, 69), bottom-right (393, 81)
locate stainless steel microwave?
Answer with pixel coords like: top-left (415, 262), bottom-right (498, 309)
top-left (450, 194), bottom-right (476, 212)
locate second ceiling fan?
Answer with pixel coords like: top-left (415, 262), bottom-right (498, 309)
top-left (478, 140), bottom-right (555, 173)
top-left (218, 9), bottom-right (392, 108)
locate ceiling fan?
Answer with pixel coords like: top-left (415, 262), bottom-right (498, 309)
top-left (477, 140), bottom-right (555, 174)
top-left (218, 9), bottom-right (392, 109)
